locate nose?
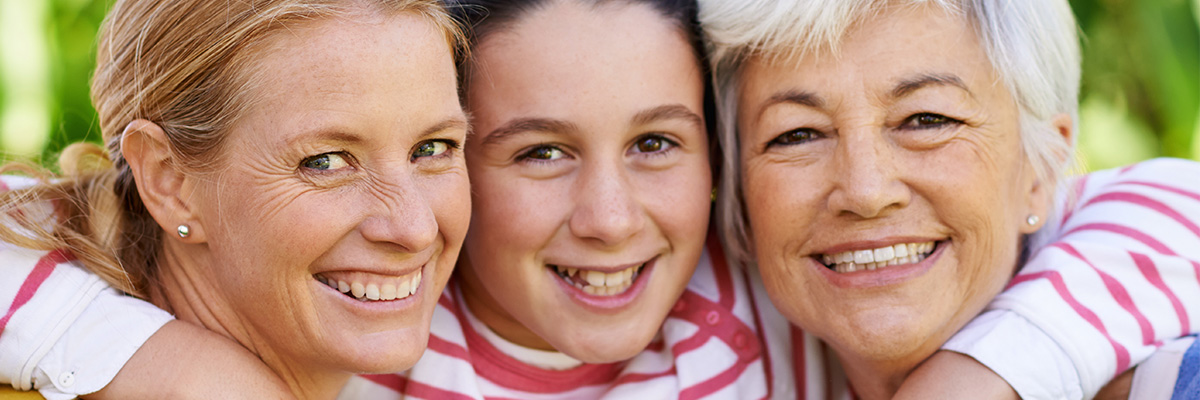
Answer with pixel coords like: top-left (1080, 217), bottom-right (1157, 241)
top-left (568, 161), bottom-right (645, 247)
top-left (359, 175), bottom-right (439, 253)
top-left (826, 129), bottom-right (909, 219)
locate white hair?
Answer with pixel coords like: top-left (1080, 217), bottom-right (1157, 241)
top-left (700, 0), bottom-right (1082, 265)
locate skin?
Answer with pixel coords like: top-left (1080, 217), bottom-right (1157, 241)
top-left (122, 11), bottom-right (469, 399)
top-left (457, 0), bottom-right (712, 363)
top-left (736, 4), bottom-right (1063, 399)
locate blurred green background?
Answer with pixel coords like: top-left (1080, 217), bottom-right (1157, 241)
top-left (0, 0), bottom-right (1197, 169)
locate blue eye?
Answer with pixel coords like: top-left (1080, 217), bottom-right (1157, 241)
top-left (519, 145), bottom-right (565, 161)
top-left (301, 153), bottom-right (350, 171)
top-left (412, 140), bottom-right (454, 161)
top-left (768, 128), bottom-right (822, 148)
top-left (901, 113), bottom-right (962, 130)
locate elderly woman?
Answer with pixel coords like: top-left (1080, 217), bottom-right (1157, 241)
top-left (700, 0), bottom-right (1200, 399)
top-left (0, 0), bottom-right (468, 399)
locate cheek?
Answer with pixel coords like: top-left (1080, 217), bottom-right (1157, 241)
top-left (640, 159), bottom-right (713, 245)
top-left (466, 170), bottom-right (568, 264)
top-left (742, 162), bottom-right (820, 258)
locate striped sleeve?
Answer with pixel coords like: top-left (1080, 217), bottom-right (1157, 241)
top-left (944, 158), bottom-right (1200, 399)
top-left (0, 176), bottom-right (172, 400)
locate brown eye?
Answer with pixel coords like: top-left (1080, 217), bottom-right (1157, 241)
top-left (901, 113), bottom-right (961, 130)
top-left (635, 136), bottom-right (664, 153)
top-left (520, 145), bottom-right (565, 161)
top-left (768, 128), bottom-right (822, 147)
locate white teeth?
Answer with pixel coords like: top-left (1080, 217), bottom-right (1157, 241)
top-left (318, 269), bottom-right (423, 302)
top-left (853, 250), bottom-right (874, 264)
top-left (873, 246), bottom-right (894, 263)
top-left (553, 263), bottom-right (643, 296)
top-left (397, 278), bottom-right (410, 298)
top-left (605, 271), bottom-right (624, 287)
top-left (821, 241), bottom-right (937, 274)
top-left (411, 271), bottom-right (421, 295)
top-left (585, 271), bottom-right (607, 287)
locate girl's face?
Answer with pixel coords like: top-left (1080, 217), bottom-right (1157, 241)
top-left (458, 0), bottom-right (711, 362)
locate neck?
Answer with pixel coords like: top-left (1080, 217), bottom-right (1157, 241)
top-left (834, 349), bottom-right (917, 400)
top-left (151, 242), bottom-right (350, 400)
top-left (457, 258), bottom-right (556, 351)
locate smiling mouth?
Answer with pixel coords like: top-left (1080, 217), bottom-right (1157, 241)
top-left (549, 262), bottom-right (647, 296)
top-left (817, 241), bottom-right (941, 273)
top-left (314, 270), bottom-right (421, 302)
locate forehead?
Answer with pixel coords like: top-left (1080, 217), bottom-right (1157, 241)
top-left (740, 3), bottom-right (995, 97)
top-left (238, 12), bottom-right (460, 138)
top-left (466, 1), bottom-right (701, 117)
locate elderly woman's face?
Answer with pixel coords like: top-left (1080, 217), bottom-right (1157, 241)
top-left (458, 1), bottom-right (710, 362)
top-left (738, 4), bottom-right (1042, 367)
top-left (188, 14), bottom-right (468, 373)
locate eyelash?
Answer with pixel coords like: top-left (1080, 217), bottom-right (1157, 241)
top-left (300, 151), bottom-right (354, 173)
top-left (900, 113), bottom-right (963, 130)
top-left (766, 128), bottom-right (824, 149)
top-left (629, 134), bottom-right (679, 157)
top-left (516, 144), bottom-right (568, 165)
top-left (411, 139), bottom-right (460, 162)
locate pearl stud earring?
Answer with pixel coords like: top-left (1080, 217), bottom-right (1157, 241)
top-left (1026, 215), bottom-right (1040, 226)
top-left (177, 224), bottom-right (191, 238)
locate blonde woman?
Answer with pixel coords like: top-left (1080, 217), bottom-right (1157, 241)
top-left (0, 0), bottom-right (468, 398)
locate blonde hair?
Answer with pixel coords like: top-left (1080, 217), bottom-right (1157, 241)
top-left (700, 0), bottom-right (1081, 265)
top-left (0, 0), bottom-right (464, 298)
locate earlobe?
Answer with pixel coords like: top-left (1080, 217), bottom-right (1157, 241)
top-left (1020, 114), bottom-right (1074, 235)
top-left (120, 120), bottom-right (207, 243)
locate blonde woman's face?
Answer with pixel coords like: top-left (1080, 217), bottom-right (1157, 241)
top-left (189, 14), bottom-right (469, 374)
top-left (737, 4), bottom-right (1043, 373)
top-left (458, 1), bottom-right (711, 362)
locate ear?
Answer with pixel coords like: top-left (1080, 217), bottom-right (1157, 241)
top-left (121, 120), bottom-right (208, 243)
top-left (1020, 113), bottom-right (1075, 234)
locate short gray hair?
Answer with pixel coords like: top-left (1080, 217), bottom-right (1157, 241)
top-left (701, 0), bottom-right (1082, 265)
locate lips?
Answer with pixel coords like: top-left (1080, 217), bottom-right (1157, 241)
top-left (816, 241), bottom-right (938, 273)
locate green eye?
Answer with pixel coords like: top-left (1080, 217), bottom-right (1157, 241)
top-left (302, 153), bottom-right (350, 170)
top-left (413, 140), bottom-right (451, 160)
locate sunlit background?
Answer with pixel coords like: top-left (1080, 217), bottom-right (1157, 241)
top-left (0, 0), bottom-right (1197, 170)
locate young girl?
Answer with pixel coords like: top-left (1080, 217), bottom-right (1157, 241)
top-left (340, 0), bottom-right (768, 397)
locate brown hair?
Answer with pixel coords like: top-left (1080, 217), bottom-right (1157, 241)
top-left (0, 0), bottom-right (464, 298)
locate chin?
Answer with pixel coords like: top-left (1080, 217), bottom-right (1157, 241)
top-left (337, 327), bottom-right (432, 373)
top-left (827, 312), bottom-right (947, 365)
top-left (551, 320), bottom-right (659, 364)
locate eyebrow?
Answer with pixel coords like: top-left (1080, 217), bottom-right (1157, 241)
top-left (481, 117), bottom-right (582, 146)
top-left (287, 117), bottom-right (470, 147)
top-left (421, 117), bottom-right (471, 139)
top-left (756, 90), bottom-right (825, 120)
top-left (892, 73), bottom-right (969, 98)
top-left (631, 104), bottom-right (704, 128)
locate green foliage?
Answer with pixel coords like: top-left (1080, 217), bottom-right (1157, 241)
top-left (1, 0), bottom-right (1197, 169)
